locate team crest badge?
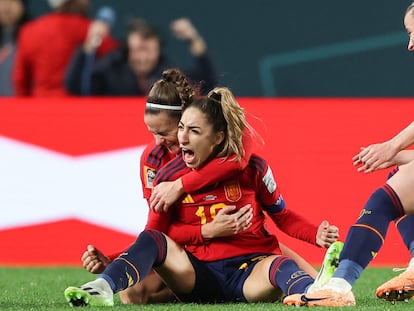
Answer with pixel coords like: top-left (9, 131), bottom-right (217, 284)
top-left (224, 181), bottom-right (242, 202)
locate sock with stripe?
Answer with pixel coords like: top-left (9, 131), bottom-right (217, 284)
top-left (101, 229), bottom-right (167, 293)
top-left (269, 256), bottom-right (313, 295)
top-left (334, 184), bottom-right (404, 286)
top-left (395, 215), bottom-right (414, 258)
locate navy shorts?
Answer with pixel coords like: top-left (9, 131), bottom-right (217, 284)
top-left (176, 251), bottom-right (272, 303)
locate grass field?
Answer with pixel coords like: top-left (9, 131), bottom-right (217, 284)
top-left (0, 266), bottom-right (412, 310)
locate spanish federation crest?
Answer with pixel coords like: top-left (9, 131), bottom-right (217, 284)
top-left (224, 181), bottom-right (242, 202)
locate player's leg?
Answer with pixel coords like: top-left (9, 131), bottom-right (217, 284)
top-left (283, 181), bottom-right (405, 306)
top-left (243, 255), bottom-right (314, 302)
top-left (118, 269), bottom-right (176, 304)
top-left (279, 243), bottom-right (317, 278)
top-left (279, 241), bottom-right (343, 288)
top-left (376, 161), bottom-right (414, 301)
top-left (387, 161), bottom-right (414, 215)
top-left (64, 229), bottom-right (195, 307)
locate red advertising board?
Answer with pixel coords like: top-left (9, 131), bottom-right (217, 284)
top-left (0, 97), bottom-right (412, 266)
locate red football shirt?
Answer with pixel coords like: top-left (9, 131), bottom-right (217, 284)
top-left (147, 154), bottom-right (318, 261)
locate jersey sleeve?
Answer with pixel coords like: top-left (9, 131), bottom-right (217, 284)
top-left (267, 208), bottom-right (318, 245)
top-left (248, 155), bottom-right (282, 206)
top-left (167, 222), bottom-right (204, 245)
top-left (251, 156), bottom-right (318, 245)
top-left (140, 143), bottom-right (171, 200)
top-left (140, 153), bottom-right (156, 200)
top-left (181, 127), bottom-right (254, 193)
top-left (145, 207), bottom-right (172, 233)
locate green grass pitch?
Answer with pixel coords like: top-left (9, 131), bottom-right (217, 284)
top-left (0, 266), bottom-right (412, 310)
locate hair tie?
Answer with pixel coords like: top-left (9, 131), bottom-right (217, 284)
top-left (209, 91), bottom-right (221, 102)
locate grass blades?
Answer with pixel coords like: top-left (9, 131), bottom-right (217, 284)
top-left (0, 266), bottom-right (411, 310)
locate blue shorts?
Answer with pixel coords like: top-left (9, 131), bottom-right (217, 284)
top-left (176, 251), bottom-right (272, 303)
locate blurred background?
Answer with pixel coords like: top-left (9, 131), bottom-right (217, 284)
top-left (28, 0), bottom-right (414, 97)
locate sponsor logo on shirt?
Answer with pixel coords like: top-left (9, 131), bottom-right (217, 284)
top-left (203, 195), bottom-right (217, 201)
top-left (182, 194), bottom-right (195, 203)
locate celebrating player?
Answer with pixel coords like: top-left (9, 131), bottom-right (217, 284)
top-left (64, 86), bottom-right (340, 306)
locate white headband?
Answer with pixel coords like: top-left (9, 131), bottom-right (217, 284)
top-left (146, 102), bottom-right (182, 111)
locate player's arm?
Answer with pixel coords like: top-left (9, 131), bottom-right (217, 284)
top-left (167, 204), bottom-right (253, 245)
top-left (150, 129), bottom-right (254, 213)
top-left (252, 157), bottom-right (337, 247)
top-left (353, 121), bottom-right (414, 173)
top-left (388, 121), bottom-right (414, 151)
top-left (392, 149), bottom-right (414, 165)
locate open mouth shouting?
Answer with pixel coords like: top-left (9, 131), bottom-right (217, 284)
top-left (181, 147), bottom-right (196, 167)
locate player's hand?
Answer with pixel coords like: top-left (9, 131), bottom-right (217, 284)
top-left (202, 204), bottom-right (253, 239)
top-left (316, 220), bottom-right (339, 248)
top-left (81, 244), bottom-right (111, 274)
top-left (352, 142), bottom-right (398, 173)
top-left (150, 179), bottom-right (184, 213)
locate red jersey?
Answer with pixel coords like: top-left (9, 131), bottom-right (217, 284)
top-left (110, 139), bottom-right (251, 260)
top-left (109, 132), bottom-right (254, 260)
top-left (140, 141), bottom-right (176, 201)
top-left (13, 13), bottom-right (118, 97)
top-left (147, 154), bottom-right (318, 261)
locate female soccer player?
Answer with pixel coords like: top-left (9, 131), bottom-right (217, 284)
top-left (64, 86), bottom-right (340, 306)
top-left (283, 5), bottom-right (414, 306)
top-left (80, 68), bottom-right (256, 304)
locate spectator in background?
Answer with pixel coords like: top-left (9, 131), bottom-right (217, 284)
top-left (65, 18), bottom-right (218, 96)
top-left (12, 0), bottom-right (117, 97)
top-left (0, 0), bottom-right (29, 96)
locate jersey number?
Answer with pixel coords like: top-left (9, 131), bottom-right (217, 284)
top-left (195, 203), bottom-right (226, 224)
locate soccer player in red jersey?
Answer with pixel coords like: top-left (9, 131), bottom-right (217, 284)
top-left (65, 86), bottom-right (340, 306)
top-left (81, 68), bottom-right (256, 304)
top-left (82, 69), bottom-right (334, 304)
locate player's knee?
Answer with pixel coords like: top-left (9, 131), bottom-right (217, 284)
top-left (357, 186), bottom-right (403, 225)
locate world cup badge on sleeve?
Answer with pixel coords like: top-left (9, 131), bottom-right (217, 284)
top-left (144, 166), bottom-right (156, 188)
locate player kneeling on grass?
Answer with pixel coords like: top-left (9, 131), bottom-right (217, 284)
top-left (65, 87), bottom-right (342, 306)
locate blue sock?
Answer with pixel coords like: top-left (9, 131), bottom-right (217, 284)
top-left (333, 259), bottom-right (363, 286)
top-left (335, 184), bottom-right (404, 285)
top-left (269, 256), bottom-right (313, 295)
top-left (395, 215), bottom-right (414, 257)
top-left (101, 229), bottom-right (167, 293)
